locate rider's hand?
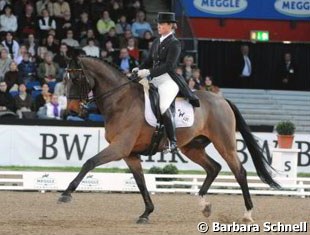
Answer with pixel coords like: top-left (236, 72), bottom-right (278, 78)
top-left (132, 67), bottom-right (139, 74)
top-left (137, 69), bottom-right (150, 78)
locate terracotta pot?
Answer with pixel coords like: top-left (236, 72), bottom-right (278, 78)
top-left (277, 135), bottom-right (294, 148)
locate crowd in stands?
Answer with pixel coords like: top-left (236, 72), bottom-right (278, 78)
top-left (0, 0), bottom-right (219, 121)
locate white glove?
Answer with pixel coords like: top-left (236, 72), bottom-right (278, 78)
top-left (137, 69), bottom-right (150, 78)
top-left (132, 67), bottom-right (139, 73)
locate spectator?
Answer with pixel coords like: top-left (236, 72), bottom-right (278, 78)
top-left (36, 46), bottom-right (48, 64)
top-left (0, 1), bottom-right (10, 13)
top-left (175, 66), bottom-right (183, 76)
top-left (104, 40), bottom-right (118, 62)
top-left (38, 94), bottom-right (63, 119)
top-left (96, 10), bottom-right (116, 39)
top-left (234, 44), bottom-right (254, 88)
top-left (18, 52), bottom-right (37, 85)
top-left (54, 43), bottom-right (70, 79)
top-left (191, 68), bottom-right (203, 90)
top-left (36, 0), bottom-right (54, 16)
top-left (119, 29), bottom-right (133, 48)
top-left (138, 30), bottom-right (154, 50)
top-left (131, 10), bottom-right (153, 38)
top-left (58, 11), bottom-right (74, 39)
top-left (18, 4), bottom-right (36, 39)
top-left (0, 81), bottom-right (16, 117)
top-left (126, 0), bottom-right (143, 23)
top-left (82, 38), bottom-right (100, 58)
top-left (61, 29), bottom-right (79, 48)
top-left (15, 45), bottom-right (28, 65)
top-left (187, 78), bottom-right (196, 91)
top-left (278, 52), bottom-right (296, 90)
top-left (53, 80), bottom-right (67, 110)
top-left (0, 48), bottom-right (12, 81)
top-left (90, 0), bottom-right (109, 22)
top-left (103, 27), bottom-right (119, 49)
top-left (0, 5), bottom-right (18, 35)
top-left (37, 52), bottom-right (60, 83)
top-left (5, 61), bottom-right (19, 91)
top-left (204, 75), bottom-right (221, 95)
top-left (100, 49), bottom-right (113, 63)
top-left (79, 29), bottom-right (99, 47)
top-left (126, 37), bottom-right (139, 61)
top-left (35, 83), bottom-right (51, 111)
top-left (1, 32), bottom-right (19, 60)
top-left (24, 33), bottom-right (39, 58)
top-left (182, 55), bottom-right (195, 80)
top-left (75, 12), bottom-right (93, 40)
top-left (53, 0), bottom-right (71, 20)
top-left (43, 34), bottom-right (59, 54)
top-left (13, 0), bottom-right (29, 18)
top-left (72, 0), bottom-right (90, 22)
top-left (38, 9), bottom-right (57, 40)
top-left (109, 1), bottom-right (124, 23)
top-left (15, 83), bottom-right (33, 118)
top-left (115, 15), bottom-right (131, 35)
top-left (115, 47), bottom-right (138, 75)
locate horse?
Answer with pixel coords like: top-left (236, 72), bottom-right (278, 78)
top-left (59, 56), bottom-right (280, 224)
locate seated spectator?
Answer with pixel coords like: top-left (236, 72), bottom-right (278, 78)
top-left (103, 27), bottom-right (120, 49)
top-left (18, 4), bottom-right (36, 39)
top-left (109, 1), bottom-right (125, 23)
top-left (43, 34), bottom-right (59, 55)
top-left (119, 29), bottom-right (133, 48)
top-left (191, 68), bottom-right (203, 90)
top-left (5, 61), bottom-right (19, 91)
top-left (0, 81), bottom-right (16, 117)
top-left (0, 1), bottom-right (10, 13)
top-left (82, 38), bottom-right (100, 58)
top-left (53, 80), bottom-right (67, 110)
top-left (61, 29), bottom-right (79, 48)
top-left (0, 5), bottom-right (18, 36)
top-left (24, 33), bottom-right (39, 58)
top-left (90, 0), bottom-right (109, 22)
top-left (115, 48), bottom-right (138, 76)
top-left (115, 15), bottom-right (131, 35)
top-left (204, 75), bottom-right (221, 95)
top-left (96, 11), bottom-right (116, 40)
top-left (0, 48), bottom-right (12, 81)
top-left (278, 52), bottom-right (296, 90)
top-left (15, 83), bottom-right (33, 118)
top-left (100, 50), bottom-right (113, 63)
top-left (38, 52), bottom-right (60, 83)
top-left (175, 66), bottom-right (183, 76)
top-left (36, 46), bottom-right (48, 64)
top-left (58, 11), bottom-right (74, 40)
top-left (53, 0), bottom-right (71, 20)
top-left (15, 45), bottom-right (28, 65)
top-left (126, 0), bottom-right (143, 23)
top-left (127, 37), bottom-right (139, 62)
top-left (75, 12), bottom-right (93, 40)
top-left (1, 32), bottom-right (19, 60)
top-left (35, 83), bottom-right (51, 111)
top-left (104, 40), bottom-right (118, 62)
top-left (138, 30), bottom-right (154, 50)
top-left (187, 78), bottom-right (196, 91)
top-left (54, 43), bottom-right (71, 79)
top-left (79, 29), bottom-right (99, 48)
top-left (72, 0), bottom-right (90, 22)
top-left (131, 11), bottom-right (153, 38)
top-left (38, 9), bottom-right (57, 40)
top-left (38, 94), bottom-right (63, 119)
top-left (18, 52), bottom-right (37, 85)
top-left (36, 0), bottom-right (54, 16)
top-left (182, 55), bottom-right (196, 80)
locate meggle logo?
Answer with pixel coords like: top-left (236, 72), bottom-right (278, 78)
top-left (193, 0), bottom-right (248, 15)
top-left (275, 0), bottom-right (310, 17)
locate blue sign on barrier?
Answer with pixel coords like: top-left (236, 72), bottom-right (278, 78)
top-left (179, 0), bottom-right (310, 20)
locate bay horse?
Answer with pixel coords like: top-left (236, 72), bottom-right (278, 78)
top-left (59, 56), bottom-right (280, 223)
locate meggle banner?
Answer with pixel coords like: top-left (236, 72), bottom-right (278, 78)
top-left (0, 125), bottom-right (309, 173)
top-left (179, 0), bottom-right (310, 20)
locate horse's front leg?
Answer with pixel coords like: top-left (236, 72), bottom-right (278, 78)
top-left (58, 143), bottom-right (130, 203)
top-left (124, 154), bottom-right (154, 224)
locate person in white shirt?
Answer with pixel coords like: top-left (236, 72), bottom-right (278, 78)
top-left (61, 29), bottom-right (79, 48)
top-left (82, 38), bottom-right (100, 58)
top-left (1, 32), bottom-right (20, 60)
top-left (38, 9), bottom-right (57, 39)
top-left (0, 5), bottom-right (18, 33)
top-left (237, 44), bottom-right (254, 88)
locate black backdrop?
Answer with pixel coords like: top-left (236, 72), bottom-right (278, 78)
top-left (197, 40), bottom-right (310, 91)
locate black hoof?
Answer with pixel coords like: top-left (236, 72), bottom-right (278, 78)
top-left (202, 203), bottom-right (212, 218)
top-left (136, 217), bottom-right (149, 224)
top-left (58, 194), bottom-right (72, 203)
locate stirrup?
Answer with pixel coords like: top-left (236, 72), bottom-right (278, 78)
top-left (169, 142), bottom-right (179, 154)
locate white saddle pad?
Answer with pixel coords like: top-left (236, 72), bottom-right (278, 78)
top-left (144, 89), bottom-right (194, 128)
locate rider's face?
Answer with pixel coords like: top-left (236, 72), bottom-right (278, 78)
top-left (157, 23), bottom-right (173, 36)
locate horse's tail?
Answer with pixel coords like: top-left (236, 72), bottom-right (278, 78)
top-left (225, 99), bottom-right (281, 189)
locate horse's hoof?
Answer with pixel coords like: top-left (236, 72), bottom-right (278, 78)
top-left (242, 217), bottom-right (254, 224)
top-left (136, 217), bottom-right (149, 224)
top-left (58, 194), bottom-right (72, 203)
top-left (202, 202), bottom-right (212, 218)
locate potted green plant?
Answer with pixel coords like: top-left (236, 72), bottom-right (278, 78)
top-left (275, 121), bottom-right (296, 148)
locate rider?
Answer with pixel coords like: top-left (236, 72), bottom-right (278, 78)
top-left (134, 12), bottom-right (199, 153)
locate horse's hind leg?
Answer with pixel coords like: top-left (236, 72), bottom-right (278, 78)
top-left (124, 154), bottom-right (154, 224)
top-left (181, 145), bottom-right (221, 218)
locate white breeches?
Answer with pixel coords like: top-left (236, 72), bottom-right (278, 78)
top-left (150, 73), bottom-right (179, 114)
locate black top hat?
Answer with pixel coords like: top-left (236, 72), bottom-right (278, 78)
top-left (157, 12), bottom-right (177, 23)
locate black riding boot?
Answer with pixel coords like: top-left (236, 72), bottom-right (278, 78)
top-left (162, 108), bottom-right (178, 154)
